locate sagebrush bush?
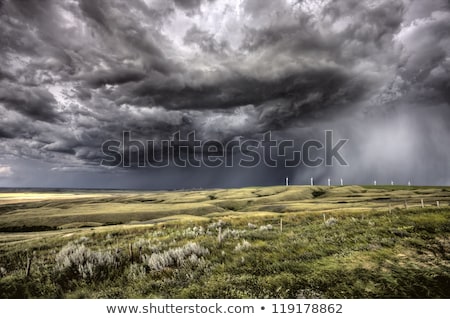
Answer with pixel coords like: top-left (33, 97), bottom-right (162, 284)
top-left (208, 220), bottom-right (227, 230)
top-left (182, 226), bottom-right (206, 238)
top-left (142, 242), bottom-right (209, 271)
top-left (55, 242), bottom-right (121, 280)
top-left (0, 267), bottom-right (6, 278)
top-left (220, 228), bottom-right (246, 240)
top-left (247, 223), bottom-right (257, 229)
top-left (234, 240), bottom-right (251, 251)
top-left (259, 224), bottom-right (273, 231)
top-left (134, 238), bottom-right (163, 254)
top-left (325, 217), bottom-right (338, 227)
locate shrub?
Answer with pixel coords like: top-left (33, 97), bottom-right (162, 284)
top-left (143, 242), bottom-right (209, 271)
top-left (0, 267), bottom-right (6, 278)
top-left (259, 224), bottom-right (273, 231)
top-left (208, 220), bottom-right (227, 230)
top-left (234, 240), bottom-right (252, 252)
top-left (182, 226), bottom-right (205, 238)
top-left (221, 228), bottom-right (246, 240)
top-left (55, 242), bottom-right (121, 280)
top-left (325, 217), bottom-right (338, 227)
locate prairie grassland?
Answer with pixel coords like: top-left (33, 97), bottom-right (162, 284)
top-left (0, 185), bottom-right (449, 298)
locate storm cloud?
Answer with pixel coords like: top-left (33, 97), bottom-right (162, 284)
top-left (0, 0), bottom-right (449, 188)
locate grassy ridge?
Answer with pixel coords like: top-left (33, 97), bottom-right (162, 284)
top-left (1, 185), bottom-right (449, 231)
top-left (0, 186), bottom-right (449, 298)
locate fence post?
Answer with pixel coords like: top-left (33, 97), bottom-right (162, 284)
top-left (404, 200), bottom-right (408, 209)
top-left (437, 201), bottom-right (440, 208)
top-left (280, 218), bottom-right (283, 233)
top-left (421, 199), bottom-right (424, 208)
top-left (389, 203), bottom-right (392, 214)
top-left (129, 243), bottom-right (133, 263)
top-left (26, 251), bottom-right (34, 277)
top-left (218, 226), bottom-right (222, 244)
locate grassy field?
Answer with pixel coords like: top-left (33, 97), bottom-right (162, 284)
top-left (0, 185), bottom-right (449, 298)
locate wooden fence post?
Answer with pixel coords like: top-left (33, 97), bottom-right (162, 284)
top-left (218, 226), bottom-right (222, 244)
top-left (26, 251), bottom-right (34, 277)
top-left (129, 243), bottom-right (133, 263)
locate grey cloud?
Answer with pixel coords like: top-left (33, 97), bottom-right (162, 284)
top-left (396, 10), bottom-right (450, 104)
top-left (174, 0), bottom-right (203, 10)
top-left (0, 68), bottom-right (14, 82)
top-left (184, 25), bottom-right (230, 54)
top-left (0, 128), bottom-right (13, 139)
top-left (85, 69), bottom-right (147, 88)
top-left (0, 85), bottom-right (61, 122)
top-left (242, 0), bottom-right (288, 18)
top-left (43, 141), bottom-right (77, 155)
top-left (79, 0), bottom-right (112, 33)
top-left (174, 0), bottom-right (217, 12)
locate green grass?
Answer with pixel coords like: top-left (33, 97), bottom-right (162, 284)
top-left (0, 185), bottom-right (449, 298)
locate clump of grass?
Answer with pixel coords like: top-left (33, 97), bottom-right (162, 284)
top-left (127, 264), bottom-right (147, 280)
top-left (74, 236), bottom-right (90, 244)
top-left (312, 190), bottom-right (326, 198)
top-left (296, 288), bottom-right (325, 299)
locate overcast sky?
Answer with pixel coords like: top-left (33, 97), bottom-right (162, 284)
top-left (0, 0), bottom-right (449, 189)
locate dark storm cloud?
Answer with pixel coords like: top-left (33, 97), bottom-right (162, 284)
top-left (174, 0), bottom-right (216, 12)
top-left (396, 9), bottom-right (450, 105)
top-left (84, 68), bottom-right (147, 88)
top-left (0, 0), bottom-right (449, 188)
top-left (0, 128), bottom-right (13, 139)
top-left (0, 68), bottom-right (14, 82)
top-left (79, 0), bottom-right (112, 33)
top-left (174, 0), bottom-right (203, 10)
top-left (0, 85), bottom-right (61, 122)
top-left (128, 67), bottom-right (367, 130)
